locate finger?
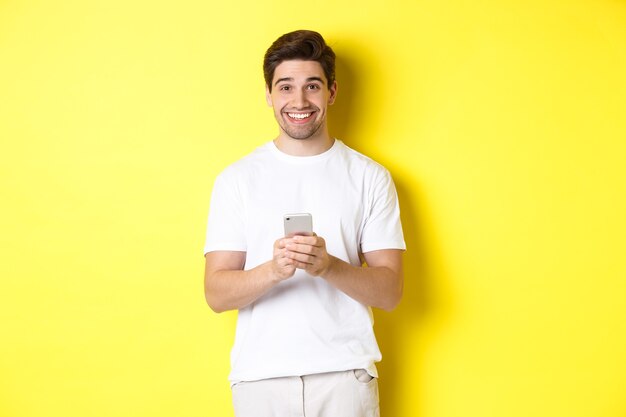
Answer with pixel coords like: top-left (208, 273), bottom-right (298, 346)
top-left (292, 235), bottom-right (324, 247)
top-left (277, 255), bottom-right (294, 266)
top-left (275, 248), bottom-right (296, 263)
top-left (285, 242), bottom-right (316, 255)
top-left (286, 251), bottom-right (314, 265)
top-left (291, 260), bottom-right (314, 269)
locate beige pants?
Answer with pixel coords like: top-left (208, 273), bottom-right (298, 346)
top-left (231, 370), bottom-right (380, 417)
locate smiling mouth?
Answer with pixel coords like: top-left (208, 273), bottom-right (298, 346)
top-left (286, 112), bottom-right (314, 121)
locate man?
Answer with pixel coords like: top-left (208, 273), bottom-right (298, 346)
top-left (204, 30), bottom-right (405, 417)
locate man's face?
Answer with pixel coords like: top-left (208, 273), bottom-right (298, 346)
top-left (266, 60), bottom-right (337, 141)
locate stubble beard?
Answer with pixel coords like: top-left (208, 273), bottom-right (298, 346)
top-left (280, 121), bottom-right (323, 140)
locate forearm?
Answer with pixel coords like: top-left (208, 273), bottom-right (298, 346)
top-left (205, 260), bottom-right (277, 313)
top-left (283, 236), bottom-right (404, 310)
top-left (322, 255), bottom-right (403, 311)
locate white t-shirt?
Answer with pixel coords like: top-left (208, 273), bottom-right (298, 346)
top-left (204, 139), bottom-right (405, 384)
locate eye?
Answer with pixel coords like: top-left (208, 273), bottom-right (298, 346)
top-left (279, 85), bottom-right (291, 91)
top-left (306, 84), bottom-right (321, 90)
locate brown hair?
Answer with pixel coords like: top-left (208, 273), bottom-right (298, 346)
top-left (263, 30), bottom-right (336, 92)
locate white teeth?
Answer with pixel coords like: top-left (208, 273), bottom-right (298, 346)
top-left (288, 113), bottom-right (311, 120)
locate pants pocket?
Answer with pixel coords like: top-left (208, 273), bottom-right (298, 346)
top-left (353, 368), bottom-right (375, 383)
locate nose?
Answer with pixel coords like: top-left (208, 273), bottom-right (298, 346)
top-left (292, 88), bottom-right (308, 109)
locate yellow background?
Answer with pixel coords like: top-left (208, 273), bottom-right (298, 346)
top-left (1, 0), bottom-right (625, 416)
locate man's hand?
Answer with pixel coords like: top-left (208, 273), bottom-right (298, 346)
top-left (272, 238), bottom-right (298, 281)
top-left (284, 234), bottom-right (333, 276)
top-left (204, 237), bottom-right (300, 313)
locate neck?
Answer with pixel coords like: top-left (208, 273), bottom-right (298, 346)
top-left (274, 130), bottom-right (334, 156)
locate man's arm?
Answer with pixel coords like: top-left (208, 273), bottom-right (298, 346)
top-left (204, 239), bottom-right (298, 313)
top-left (284, 235), bottom-right (403, 311)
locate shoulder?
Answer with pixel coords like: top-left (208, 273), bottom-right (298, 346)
top-left (335, 140), bottom-right (392, 181)
top-left (215, 141), bottom-right (274, 183)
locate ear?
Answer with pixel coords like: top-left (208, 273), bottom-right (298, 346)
top-left (328, 80), bottom-right (338, 105)
top-left (265, 85), bottom-right (272, 107)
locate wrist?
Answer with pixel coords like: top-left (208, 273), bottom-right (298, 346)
top-left (259, 261), bottom-right (279, 284)
top-left (320, 255), bottom-right (337, 278)
top-left (269, 263), bottom-right (285, 284)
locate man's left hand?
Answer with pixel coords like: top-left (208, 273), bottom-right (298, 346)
top-left (284, 233), bottom-right (333, 277)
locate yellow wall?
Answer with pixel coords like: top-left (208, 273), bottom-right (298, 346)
top-left (1, 0), bottom-right (625, 416)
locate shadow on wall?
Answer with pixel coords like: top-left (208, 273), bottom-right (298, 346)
top-left (327, 51), bottom-right (355, 145)
top-left (376, 178), bottom-right (433, 417)
top-left (329, 46), bottom-right (435, 417)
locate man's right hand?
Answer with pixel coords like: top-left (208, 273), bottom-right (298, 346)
top-left (204, 237), bottom-right (298, 313)
top-left (271, 238), bottom-right (297, 281)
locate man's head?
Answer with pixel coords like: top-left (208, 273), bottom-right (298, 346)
top-left (264, 30), bottom-right (335, 92)
top-left (264, 30), bottom-right (338, 144)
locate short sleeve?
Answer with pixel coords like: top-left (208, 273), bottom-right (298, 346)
top-left (203, 171), bottom-right (247, 254)
top-left (360, 169), bottom-right (406, 253)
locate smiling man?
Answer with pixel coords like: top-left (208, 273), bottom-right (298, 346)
top-left (203, 30), bottom-right (406, 417)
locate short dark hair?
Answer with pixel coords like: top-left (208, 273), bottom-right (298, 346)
top-left (263, 30), bottom-right (336, 92)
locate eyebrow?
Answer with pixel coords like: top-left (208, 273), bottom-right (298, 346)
top-left (274, 76), bottom-right (326, 87)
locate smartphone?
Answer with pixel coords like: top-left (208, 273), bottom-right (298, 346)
top-left (284, 213), bottom-right (313, 237)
